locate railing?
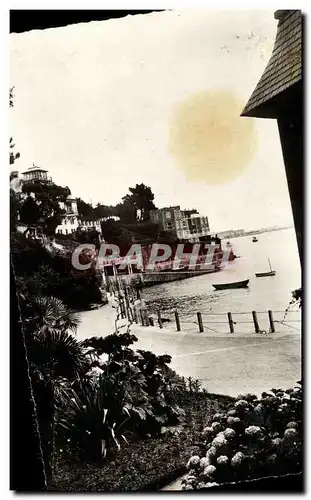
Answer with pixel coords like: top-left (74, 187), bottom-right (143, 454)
top-left (108, 281), bottom-right (301, 335)
top-left (117, 301), bottom-right (300, 335)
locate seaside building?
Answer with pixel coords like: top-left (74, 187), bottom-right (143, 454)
top-left (56, 194), bottom-right (80, 235)
top-left (17, 166), bottom-right (103, 236)
top-left (150, 205), bottom-right (210, 241)
top-left (21, 164), bottom-right (52, 184)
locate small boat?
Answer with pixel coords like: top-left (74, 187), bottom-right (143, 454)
top-left (226, 241), bottom-right (231, 246)
top-left (212, 279), bottom-right (249, 290)
top-left (255, 258), bottom-right (276, 278)
top-left (252, 237), bottom-right (258, 242)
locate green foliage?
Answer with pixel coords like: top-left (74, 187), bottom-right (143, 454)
top-left (51, 393), bottom-right (233, 492)
top-left (122, 183), bottom-right (156, 222)
top-left (55, 329), bottom-right (187, 462)
top-left (115, 197), bottom-right (137, 223)
top-left (182, 383), bottom-right (302, 489)
top-left (11, 232), bottom-right (102, 310)
top-left (21, 181), bottom-right (70, 236)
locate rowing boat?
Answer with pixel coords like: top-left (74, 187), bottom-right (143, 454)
top-left (212, 279), bottom-right (249, 290)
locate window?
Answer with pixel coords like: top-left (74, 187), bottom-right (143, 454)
top-left (58, 229), bottom-right (62, 234)
top-left (65, 229), bottom-right (68, 234)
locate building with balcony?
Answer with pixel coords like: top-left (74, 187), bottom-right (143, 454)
top-left (150, 205), bottom-right (210, 241)
top-left (21, 164), bottom-right (52, 184)
top-left (17, 165), bottom-right (103, 236)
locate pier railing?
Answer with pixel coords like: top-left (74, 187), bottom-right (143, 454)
top-left (108, 282), bottom-right (301, 335)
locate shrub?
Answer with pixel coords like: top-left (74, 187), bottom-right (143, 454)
top-left (55, 331), bottom-right (187, 461)
top-left (182, 383), bottom-right (302, 489)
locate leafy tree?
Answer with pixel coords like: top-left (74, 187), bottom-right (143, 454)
top-left (11, 232), bottom-right (102, 311)
top-left (9, 88), bottom-right (20, 165)
top-left (10, 87), bottom-right (21, 231)
top-left (115, 197), bottom-right (137, 223)
top-left (25, 296), bottom-right (87, 480)
top-left (21, 181), bottom-right (70, 236)
top-left (123, 183), bottom-right (156, 222)
top-left (93, 203), bottom-right (117, 220)
top-left (76, 198), bottom-right (94, 219)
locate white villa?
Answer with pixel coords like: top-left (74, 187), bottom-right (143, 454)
top-left (17, 165), bottom-right (103, 236)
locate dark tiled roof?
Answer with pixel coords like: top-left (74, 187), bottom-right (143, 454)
top-left (241, 10), bottom-right (302, 117)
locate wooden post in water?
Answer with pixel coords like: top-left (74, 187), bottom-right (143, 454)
top-left (175, 311), bottom-right (181, 332)
top-left (157, 310), bottom-right (163, 329)
top-left (140, 309), bottom-right (145, 326)
top-left (227, 312), bottom-right (234, 333)
top-left (144, 311), bottom-right (150, 327)
top-left (197, 312), bottom-right (204, 333)
top-left (252, 311), bottom-right (260, 333)
top-left (268, 310), bottom-right (275, 333)
top-left (133, 308), bottom-right (138, 324)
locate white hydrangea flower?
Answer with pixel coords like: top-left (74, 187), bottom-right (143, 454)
top-left (232, 417), bottom-right (241, 424)
top-left (227, 409), bottom-right (237, 417)
top-left (217, 455), bottom-right (229, 465)
top-left (267, 453), bottom-right (278, 464)
top-left (187, 455), bottom-right (201, 468)
top-left (200, 457), bottom-right (211, 469)
top-left (235, 399), bottom-right (249, 409)
top-left (203, 465), bottom-right (217, 477)
top-left (224, 428), bottom-right (236, 440)
top-left (254, 404), bottom-right (264, 414)
top-left (213, 413), bottom-right (225, 421)
top-left (231, 452), bottom-right (246, 467)
top-left (211, 422), bottom-right (222, 432)
top-left (206, 446), bottom-right (217, 458)
top-left (287, 421), bottom-right (298, 429)
top-left (283, 428), bottom-right (298, 441)
top-left (202, 426), bottom-right (214, 437)
top-left (212, 433), bottom-right (227, 449)
top-left (245, 425), bottom-right (261, 437)
top-left (271, 437), bottom-right (282, 449)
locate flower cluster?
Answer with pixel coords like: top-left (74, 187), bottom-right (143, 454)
top-left (182, 383), bottom-right (302, 490)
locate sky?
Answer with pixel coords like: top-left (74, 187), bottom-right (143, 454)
top-left (9, 9), bottom-right (294, 232)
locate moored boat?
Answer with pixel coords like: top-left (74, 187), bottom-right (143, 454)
top-left (212, 279), bottom-right (249, 290)
top-left (255, 258), bottom-right (276, 277)
top-left (252, 237), bottom-right (258, 242)
top-left (255, 270), bottom-right (276, 277)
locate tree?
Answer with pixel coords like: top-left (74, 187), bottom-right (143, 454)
top-left (20, 181), bottom-right (70, 236)
top-left (25, 296), bottom-right (87, 480)
top-left (10, 87), bottom-right (21, 232)
top-left (122, 183), bottom-right (156, 222)
top-left (76, 198), bottom-right (94, 219)
top-left (9, 88), bottom-right (20, 165)
top-left (93, 203), bottom-right (116, 220)
top-left (115, 197), bottom-right (137, 223)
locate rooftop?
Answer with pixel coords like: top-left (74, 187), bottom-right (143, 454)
top-left (241, 10), bottom-right (302, 118)
top-left (22, 165), bottom-right (48, 174)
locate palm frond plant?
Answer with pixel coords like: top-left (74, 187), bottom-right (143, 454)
top-left (30, 295), bottom-right (80, 334)
top-left (23, 296), bottom-right (86, 480)
top-left (54, 292), bottom-right (188, 462)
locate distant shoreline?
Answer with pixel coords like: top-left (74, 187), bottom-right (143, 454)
top-left (219, 226), bottom-right (294, 239)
